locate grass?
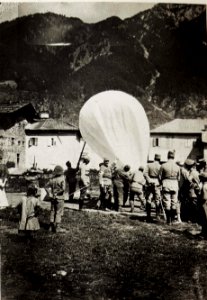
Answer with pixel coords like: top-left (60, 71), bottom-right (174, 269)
top-left (1, 205), bottom-right (207, 300)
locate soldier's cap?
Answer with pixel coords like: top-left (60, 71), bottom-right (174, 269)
top-left (124, 164), bottom-right (130, 171)
top-left (66, 161), bottom-right (71, 167)
top-left (53, 165), bottom-right (64, 176)
top-left (176, 161), bottom-right (184, 167)
top-left (168, 151), bottom-right (175, 159)
top-left (154, 154), bottom-right (161, 160)
top-left (198, 158), bottom-right (207, 165)
top-left (184, 159), bottom-right (195, 167)
top-left (200, 171), bottom-right (207, 179)
top-left (83, 155), bottom-right (90, 162)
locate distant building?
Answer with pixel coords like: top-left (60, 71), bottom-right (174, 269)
top-left (25, 112), bottom-right (84, 170)
top-left (150, 118), bottom-right (207, 162)
top-left (0, 103), bottom-right (38, 171)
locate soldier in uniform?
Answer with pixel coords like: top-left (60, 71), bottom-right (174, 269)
top-left (159, 151), bottom-right (180, 225)
top-left (45, 165), bottom-right (66, 233)
top-left (186, 159), bottom-right (201, 223)
top-left (144, 154), bottom-right (162, 221)
top-left (78, 155), bottom-right (90, 210)
top-left (113, 165), bottom-right (131, 212)
top-left (65, 161), bottom-right (77, 202)
top-left (198, 162), bottom-right (207, 238)
top-left (123, 165), bottom-right (131, 207)
top-left (129, 166), bottom-right (146, 213)
top-left (98, 158), bottom-right (113, 210)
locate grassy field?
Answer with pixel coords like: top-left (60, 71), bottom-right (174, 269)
top-left (1, 196), bottom-right (207, 300)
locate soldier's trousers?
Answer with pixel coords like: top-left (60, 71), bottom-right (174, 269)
top-left (113, 183), bottom-right (124, 211)
top-left (50, 199), bottom-right (64, 224)
top-left (130, 188), bottom-right (146, 207)
top-left (100, 184), bottom-right (113, 209)
top-left (145, 184), bottom-right (161, 207)
top-left (162, 189), bottom-right (178, 210)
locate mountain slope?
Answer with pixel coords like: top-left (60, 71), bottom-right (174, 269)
top-left (0, 4), bottom-right (206, 128)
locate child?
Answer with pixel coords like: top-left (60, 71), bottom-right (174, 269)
top-left (45, 165), bottom-right (66, 233)
top-left (14, 184), bottom-right (41, 238)
top-left (0, 177), bottom-right (9, 209)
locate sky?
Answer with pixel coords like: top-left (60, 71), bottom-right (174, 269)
top-left (0, 2), bottom-right (155, 24)
top-left (0, 1), bottom-right (205, 24)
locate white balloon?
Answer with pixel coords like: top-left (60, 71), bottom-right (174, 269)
top-left (79, 90), bottom-right (150, 170)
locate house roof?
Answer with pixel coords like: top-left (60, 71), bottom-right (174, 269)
top-left (151, 118), bottom-right (207, 134)
top-left (25, 118), bottom-right (78, 131)
top-left (0, 103), bottom-right (36, 114)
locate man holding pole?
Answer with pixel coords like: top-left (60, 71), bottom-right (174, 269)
top-left (78, 155), bottom-right (91, 210)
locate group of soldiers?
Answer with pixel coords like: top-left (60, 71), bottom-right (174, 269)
top-left (3, 150), bottom-right (206, 237)
top-left (74, 151), bottom-right (207, 238)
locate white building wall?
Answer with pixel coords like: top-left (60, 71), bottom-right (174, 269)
top-left (25, 133), bottom-right (103, 170)
top-left (25, 134), bottom-right (84, 170)
top-left (150, 135), bottom-right (199, 162)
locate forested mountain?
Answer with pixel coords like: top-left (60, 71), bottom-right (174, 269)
top-left (0, 4), bottom-right (206, 128)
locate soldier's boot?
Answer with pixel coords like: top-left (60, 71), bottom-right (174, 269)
top-left (165, 209), bottom-right (171, 225)
top-left (55, 224), bottom-right (66, 233)
top-left (48, 222), bottom-right (56, 233)
top-left (146, 202), bottom-right (153, 222)
top-left (79, 199), bottom-right (84, 210)
top-left (156, 205), bottom-right (161, 220)
top-left (130, 200), bottom-right (134, 213)
top-left (171, 209), bottom-right (177, 224)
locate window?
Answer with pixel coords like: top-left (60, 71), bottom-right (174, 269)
top-left (28, 137), bottom-right (38, 147)
top-left (51, 138), bottom-right (56, 146)
top-left (152, 138), bottom-right (159, 147)
top-left (11, 138), bottom-right (15, 146)
top-left (17, 153), bottom-right (20, 166)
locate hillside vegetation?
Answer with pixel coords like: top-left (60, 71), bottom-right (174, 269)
top-left (0, 4), bottom-right (206, 128)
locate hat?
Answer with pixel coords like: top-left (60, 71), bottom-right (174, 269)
top-left (54, 165), bottom-right (64, 176)
top-left (198, 158), bottom-right (207, 166)
top-left (176, 161), bottom-right (184, 167)
top-left (154, 154), bottom-right (161, 160)
top-left (83, 155), bottom-right (90, 162)
top-left (104, 158), bottom-right (109, 162)
top-left (168, 151), bottom-right (175, 159)
top-left (124, 164), bottom-right (130, 171)
top-left (66, 161), bottom-right (71, 167)
top-left (184, 159), bottom-right (195, 167)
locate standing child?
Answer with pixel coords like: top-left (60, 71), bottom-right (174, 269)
top-left (0, 156), bottom-right (9, 209)
top-left (13, 184), bottom-right (41, 239)
top-left (45, 165), bottom-right (66, 233)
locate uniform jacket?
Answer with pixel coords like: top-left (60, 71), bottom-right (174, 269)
top-left (159, 159), bottom-right (180, 192)
top-left (79, 162), bottom-right (90, 187)
top-left (144, 161), bottom-right (161, 185)
top-left (130, 170), bottom-right (146, 190)
top-left (99, 164), bottom-right (112, 186)
top-left (46, 175), bottom-right (66, 200)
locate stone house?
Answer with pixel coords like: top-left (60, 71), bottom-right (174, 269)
top-left (0, 103), bottom-right (38, 171)
top-left (150, 118), bottom-right (207, 162)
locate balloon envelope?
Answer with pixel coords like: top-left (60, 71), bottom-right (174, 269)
top-left (79, 90), bottom-right (150, 170)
